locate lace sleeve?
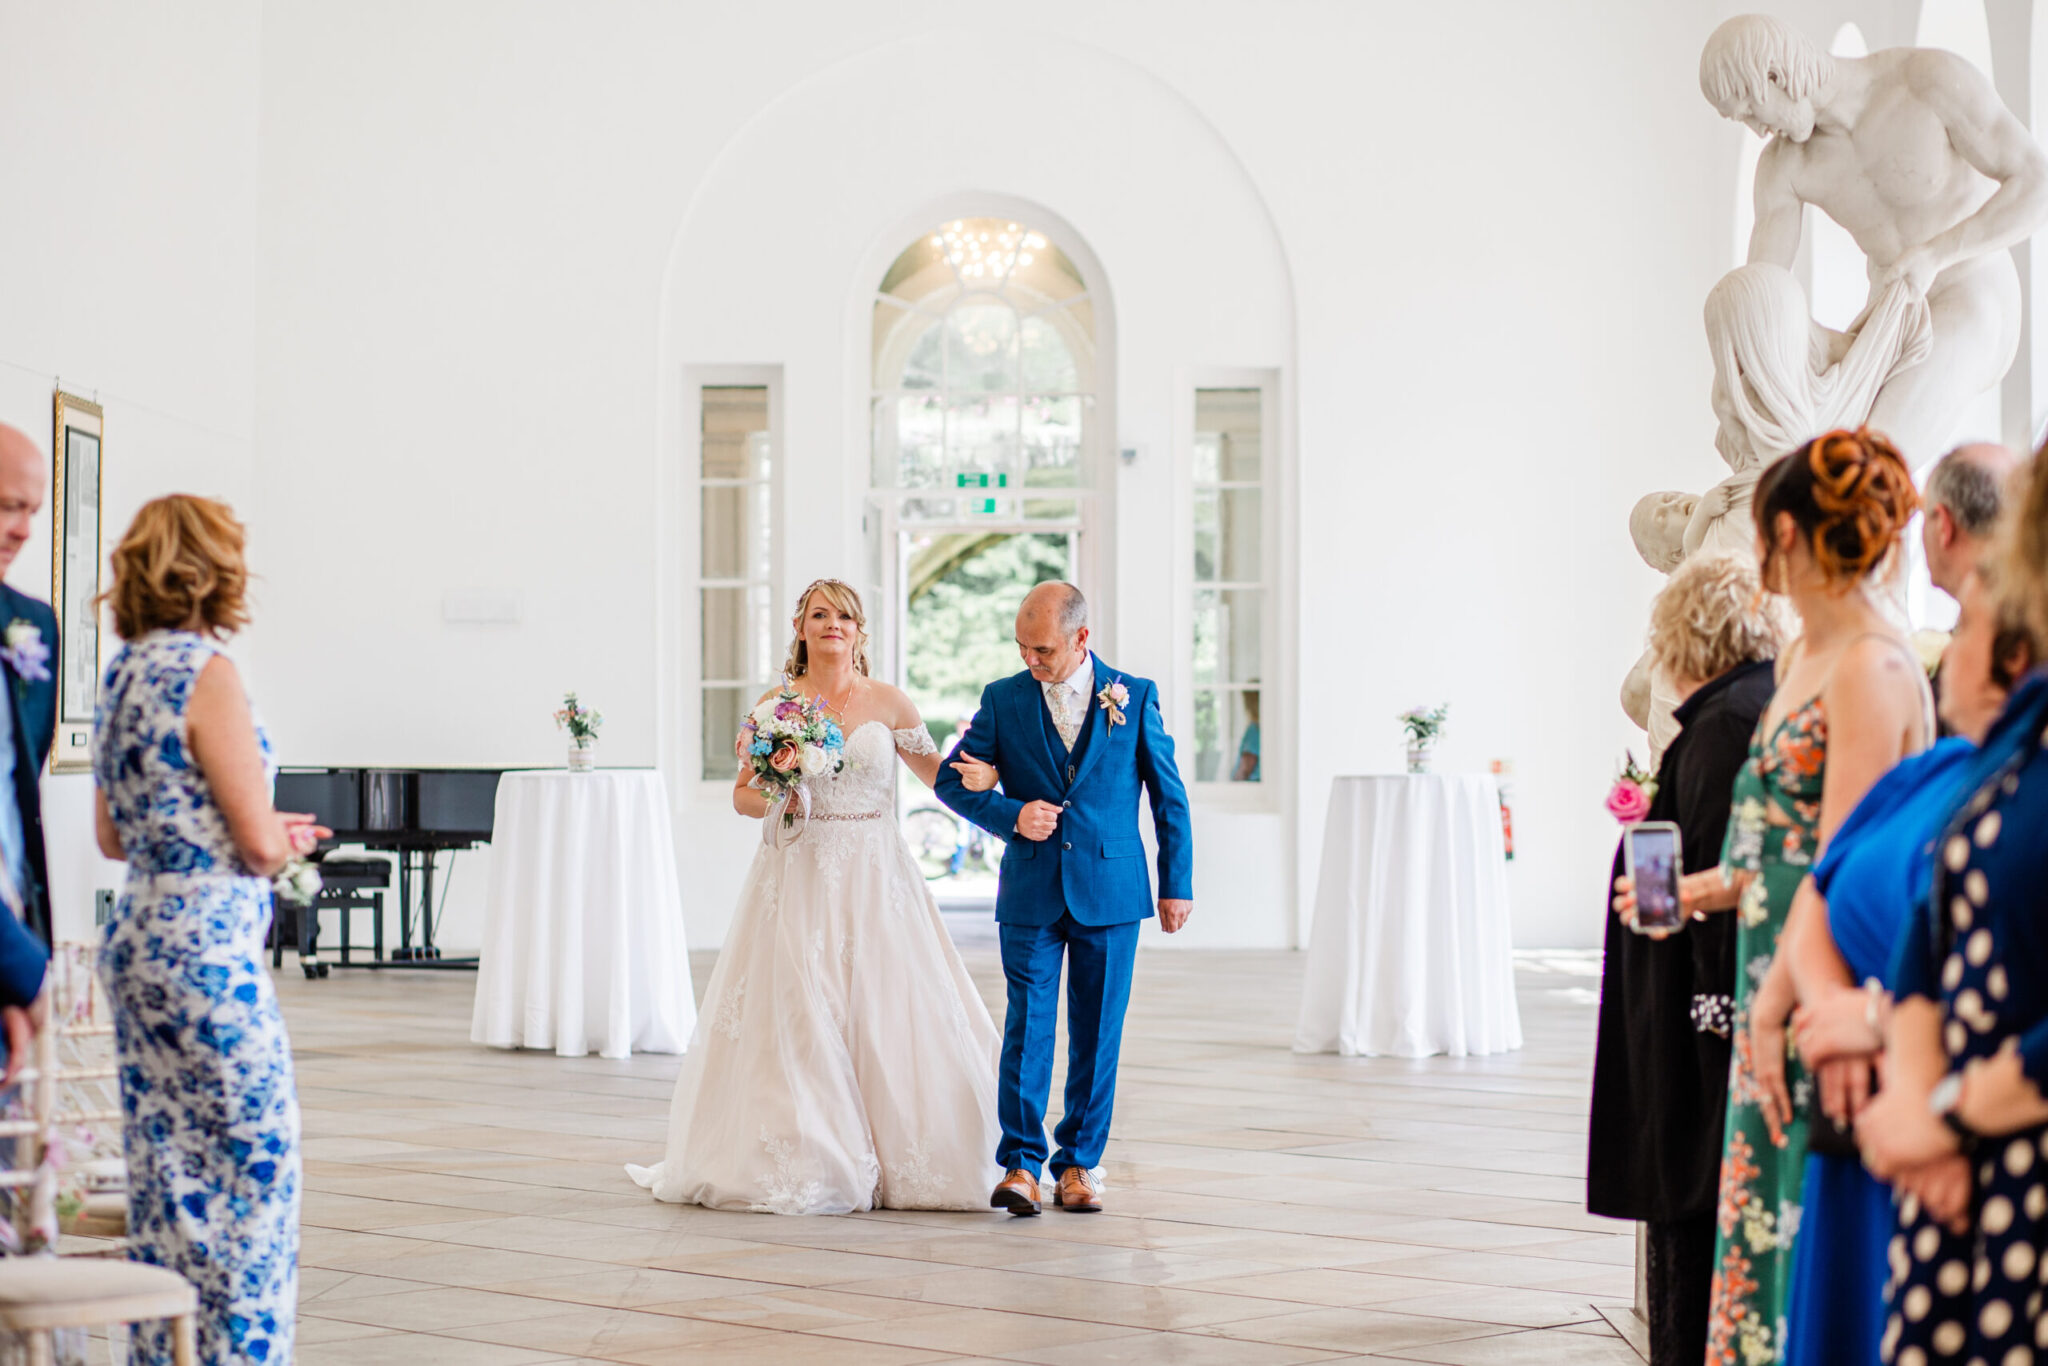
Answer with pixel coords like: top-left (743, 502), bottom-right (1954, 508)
top-left (892, 724), bottom-right (938, 757)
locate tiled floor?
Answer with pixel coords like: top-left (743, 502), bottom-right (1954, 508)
top-left (273, 939), bottom-right (1635, 1364)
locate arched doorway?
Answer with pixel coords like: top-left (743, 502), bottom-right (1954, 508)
top-left (866, 212), bottom-right (1107, 891)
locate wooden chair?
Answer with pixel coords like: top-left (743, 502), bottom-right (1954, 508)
top-left (0, 947), bottom-right (197, 1363)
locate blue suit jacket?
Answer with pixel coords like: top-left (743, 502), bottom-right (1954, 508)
top-left (0, 584), bottom-right (54, 1004)
top-left (936, 656), bottom-right (1192, 926)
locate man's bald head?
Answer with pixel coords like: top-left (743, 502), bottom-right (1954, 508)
top-left (1015, 581), bottom-right (1090, 685)
top-left (1924, 442), bottom-right (2021, 598)
top-left (0, 425), bottom-right (46, 581)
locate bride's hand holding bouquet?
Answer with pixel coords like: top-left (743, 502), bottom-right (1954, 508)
top-left (737, 682), bottom-right (847, 839)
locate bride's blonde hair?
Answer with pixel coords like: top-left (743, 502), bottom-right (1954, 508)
top-left (784, 579), bottom-right (871, 678)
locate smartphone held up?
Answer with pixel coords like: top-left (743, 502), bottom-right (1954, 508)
top-left (1624, 821), bottom-right (1684, 935)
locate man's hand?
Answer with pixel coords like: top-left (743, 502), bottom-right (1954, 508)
top-left (1158, 899), bottom-right (1192, 933)
top-left (1014, 800), bottom-right (1060, 842)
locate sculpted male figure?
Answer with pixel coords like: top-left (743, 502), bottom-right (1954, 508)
top-left (1702, 15), bottom-right (2048, 461)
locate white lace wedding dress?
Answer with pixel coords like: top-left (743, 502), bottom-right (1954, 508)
top-left (626, 721), bottom-right (1005, 1213)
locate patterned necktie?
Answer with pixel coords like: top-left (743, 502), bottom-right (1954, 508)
top-left (1047, 683), bottom-right (1081, 752)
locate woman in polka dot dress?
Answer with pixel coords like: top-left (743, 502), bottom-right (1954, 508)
top-left (1861, 519), bottom-right (2048, 1364)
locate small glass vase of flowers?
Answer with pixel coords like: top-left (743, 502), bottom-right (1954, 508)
top-left (1398, 704), bottom-right (1449, 774)
top-left (555, 692), bottom-right (603, 772)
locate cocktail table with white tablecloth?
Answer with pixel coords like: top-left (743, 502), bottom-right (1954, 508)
top-left (470, 769), bottom-right (696, 1059)
top-left (1293, 773), bottom-right (1522, 1058)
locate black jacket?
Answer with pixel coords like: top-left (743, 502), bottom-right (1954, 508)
top-left (1586, 657), bottom-right (1774, 1222)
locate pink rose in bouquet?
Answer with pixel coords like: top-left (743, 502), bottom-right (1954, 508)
top-left (769, 744), bottom-right (800, 774)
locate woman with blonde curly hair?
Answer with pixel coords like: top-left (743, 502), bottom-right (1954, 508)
top-left (629, 578), bottom-right (1011, 1215)
top-left (1592, 552), bottom-right (1781, 1366)
top-left (91, 494), bottom-right (325, 1366)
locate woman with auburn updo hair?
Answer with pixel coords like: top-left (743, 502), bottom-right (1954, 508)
top-left (1684, 429), bottom-right (1934, 1365)
top-left (91, 495), bottom-right (325, 1366)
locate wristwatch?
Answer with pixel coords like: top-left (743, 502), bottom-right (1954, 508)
top-left (1929, 1072), bottom-right (1979, 1151)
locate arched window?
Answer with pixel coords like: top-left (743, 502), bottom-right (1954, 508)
top-left (871, 219), bottom-right (1095, 519)
top-left (866, 218), bottom-right (1105, 855)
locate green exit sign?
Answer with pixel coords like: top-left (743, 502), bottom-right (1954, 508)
top-left (955, 472), bottom-right (1009, 489)
top-left (967, 498), bottom-right (1000, 514)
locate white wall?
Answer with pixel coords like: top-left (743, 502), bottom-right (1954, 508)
top-left (238, 0), bottom-right (1744, 951)
top-left (0, 0), bottom-right (264, 943)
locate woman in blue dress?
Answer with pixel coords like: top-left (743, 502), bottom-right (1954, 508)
top-left (1781, 570), bottom-right (2026, 1362)
top-left (1857, 466), bottom-right (2048, 1363)
top-left (91, 496), bottom-right (327, 1366)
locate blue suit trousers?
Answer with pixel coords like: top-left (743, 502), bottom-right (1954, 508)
top-left (996, 913), bottom-right (1139, 1177)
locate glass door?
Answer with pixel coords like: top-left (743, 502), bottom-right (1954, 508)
top-left (895, 527), bottom-right (1075, 897)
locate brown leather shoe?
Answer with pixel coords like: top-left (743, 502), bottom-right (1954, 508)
top-left (1053, 1166), bottom-right (1102, 1212)
top-left (990, 1169), bottom-right (1042, 1216)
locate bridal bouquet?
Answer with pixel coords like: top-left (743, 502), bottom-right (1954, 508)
top-left (739, 684), bottom-right (847, 805)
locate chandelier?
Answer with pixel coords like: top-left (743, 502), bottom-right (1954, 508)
top-left (931, 220), bottom-right (1046, 281)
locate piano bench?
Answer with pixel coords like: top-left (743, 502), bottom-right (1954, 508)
top-left (272, 856), bottom-right (394, 976)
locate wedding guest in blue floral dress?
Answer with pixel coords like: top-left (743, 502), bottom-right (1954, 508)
top-left (91, 496), bottom-right (327, 1366)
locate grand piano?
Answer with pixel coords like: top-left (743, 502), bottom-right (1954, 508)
top-left (273, 767), bottom-right (503, 969)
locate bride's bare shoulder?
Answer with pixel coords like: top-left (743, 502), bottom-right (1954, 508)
top-left (865, 679), bottom-right (920, 727)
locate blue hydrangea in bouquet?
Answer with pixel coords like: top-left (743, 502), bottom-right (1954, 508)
top-left (738, 683), bottom-right (847, 832)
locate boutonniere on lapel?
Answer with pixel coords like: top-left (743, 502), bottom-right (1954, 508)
top-left (0, 620), bottom-right (50, 691)
top-left (1098, 678), bottom-right (1130, 728)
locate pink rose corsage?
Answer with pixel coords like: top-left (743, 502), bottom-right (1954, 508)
top-left (1098, 679), bottom-right (1130, 726)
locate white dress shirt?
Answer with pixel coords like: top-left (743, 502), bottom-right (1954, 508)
top-left (1043, 655), bottom-right (1094, 721)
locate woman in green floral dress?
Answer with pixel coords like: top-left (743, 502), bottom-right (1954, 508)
top-left (1695, 431), bottom-right (1931, 1366)
top-left (1705, 697), bottom-right (1822, 1366)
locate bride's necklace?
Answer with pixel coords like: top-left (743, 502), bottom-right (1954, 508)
top-left (808, 674), bottom-right (866, 724)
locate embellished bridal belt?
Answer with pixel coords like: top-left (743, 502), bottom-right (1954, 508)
top-left (764, 789), bottom-right (889, 849)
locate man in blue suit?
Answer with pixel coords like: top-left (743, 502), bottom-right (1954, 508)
top-left (0, 425), bottom-right (55, 1082)
top-left (936, 582), bottom-right (1192, 1216)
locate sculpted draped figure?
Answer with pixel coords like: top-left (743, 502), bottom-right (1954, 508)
top-left (1629, 264), bottom-right (1925, 753)
top-left (1702, 14), bottom-right (2048, 464)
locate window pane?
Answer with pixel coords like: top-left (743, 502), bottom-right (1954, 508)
top-left (1021, 395), bottom-right (1082, 486)
top-left (882, 394), bottom-right (945, 488)
top-left (1194, 388), bottom-right (1261, 481)
top-left (1020, 315), bottom-right (1079, 391)
top-left (1193, 588), bottom-right (1262, 686)
top-left (946, 395), bottom-right (1018, 479)
top-left (946, 301), bottom-right (1018, 393)
top-left (702, 387), bottom-right (769, 479)
top-left (700, 484), bottom-right (771, 580)
top-left (702, 584), bottom-right (772, 682)
top-left (900, 317), bottom-right (942, 391)
top-left (1022, 498), bottom-right (1079, 522)
top-left (1193, 689), bottom-right (1263, 785)
top-left (702, 687), bottom-right (748, 782)
top-left (1193, 691), bottom-right (1221, 782)
top-left (1193, 489), bottom-right (1261, 582)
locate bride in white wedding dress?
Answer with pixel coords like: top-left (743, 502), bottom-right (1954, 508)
top-left (626, 579), bottom-right (1006, 1213)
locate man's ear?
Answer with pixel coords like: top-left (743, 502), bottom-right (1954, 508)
top-left (1935, 505), bottom-right (1960, 551)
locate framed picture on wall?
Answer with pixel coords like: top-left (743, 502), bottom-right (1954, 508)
top-left (50, 390), bottom-right (102, 775)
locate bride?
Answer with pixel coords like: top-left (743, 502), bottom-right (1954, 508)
top-left (626, 578), bottom-right (1005, 1213)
